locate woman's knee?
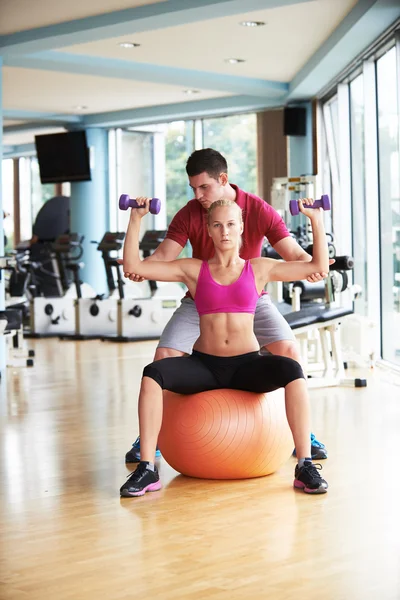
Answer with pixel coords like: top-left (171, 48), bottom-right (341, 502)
top-left (266, 355), bottom-right (305, 386)
top-left (142, 363), bottom-right (164, 388)
top-left (286, 359), bottom-right (305, 383)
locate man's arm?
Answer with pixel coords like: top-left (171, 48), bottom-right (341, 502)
top-left (147, 238), bottom-right (184, 262)
top-left (272, 236), bottom-right (311, 263)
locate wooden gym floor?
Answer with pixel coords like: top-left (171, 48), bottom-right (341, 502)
top-left (0, 338), bottom-right (399, 600)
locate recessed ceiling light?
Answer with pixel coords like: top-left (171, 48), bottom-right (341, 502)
top-left (225, 58), bottom-right (246, 64)
top-left (74, 105), bottom-right (88, 110)
top-left (183, 89), bottom-right (200, 95)
top-left (118, 42), bottom-right (141, 48)
top-left (240, 21), bottom-right (265, 27)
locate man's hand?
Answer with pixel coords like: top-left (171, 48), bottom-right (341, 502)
top-left (125, 272), bottom-right (146, 283)
top-left (306, 258), bottom-right (335, 282)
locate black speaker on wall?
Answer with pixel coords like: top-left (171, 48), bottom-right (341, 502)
top-left (283, 107), bottom-right (306, 136)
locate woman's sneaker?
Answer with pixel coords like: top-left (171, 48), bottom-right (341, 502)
top-left (294, 461), bottom-right (328, 494)
top-left (125, 436), bottom-right (162, 463)
top-left (120, 462), bottom-right (162, 497)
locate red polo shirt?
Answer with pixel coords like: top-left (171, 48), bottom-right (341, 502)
top-left (166, 184), bottom-right (290, 259)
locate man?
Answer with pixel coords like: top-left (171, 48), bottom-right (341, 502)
top-left (124, 148), bottom-right (328, 462)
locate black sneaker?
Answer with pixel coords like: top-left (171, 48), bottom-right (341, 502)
top-left (294, 461), bottom-right (328, 494)
top-left (125, 436), bottom-right (162, 463)
top-left (293, 432), bottom-right (328, 460)
top-left (120, 462), bottom-right (162, 497)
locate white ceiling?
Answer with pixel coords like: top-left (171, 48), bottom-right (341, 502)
top-left (62, 0), bottom-right (358, 81)
top-left (1, 0), bottom-right (398, 150)
top-left (2, 66), bottom-right (229, 114)
top-left (1, 0), bottom-right (358, 117)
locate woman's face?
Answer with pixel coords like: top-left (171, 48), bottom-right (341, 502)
top-left (207, 205), bottom-right (243, 251)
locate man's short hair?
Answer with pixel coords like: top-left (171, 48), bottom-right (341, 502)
top-left (186, 148), bottom-right (228, 180)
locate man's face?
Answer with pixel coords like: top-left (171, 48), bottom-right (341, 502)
top-left (188, 171), bottom-right (228, 210)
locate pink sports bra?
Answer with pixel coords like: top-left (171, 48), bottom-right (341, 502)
top-left (194, 260), bottom-right (261, 317)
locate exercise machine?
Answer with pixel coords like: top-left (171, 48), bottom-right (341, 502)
top-left (271, 175), bottom-right (320, 217)
top-left (281, 257), bottom-right (365, 389)
top-left (115, 229), bottom-right (183, 341)
top-left (60, 232), bottom-right (125, 339)
top-left (28, 234), bottom-right (95, 337)
top-left (264, 194), bottom-right (367, 388)
top-left (0, 255), bottom-right (35, 370)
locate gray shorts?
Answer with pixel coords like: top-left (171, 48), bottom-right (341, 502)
top-left (157, 295), bottom-right (295, 355)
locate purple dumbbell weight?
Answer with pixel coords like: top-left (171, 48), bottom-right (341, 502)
top-left (119, 194), bottom-right (161, 215)
top-left (289, 194), bottom-right (330, 216)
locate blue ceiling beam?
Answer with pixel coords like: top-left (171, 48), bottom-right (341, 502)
top-left (0, 0), bottom-right (308, 56)
top-left (2, 96), bottom-right (283, 159)
top-left (288, 0), bottom-right (400, 100)
top-left (81, 94), bottom-right (284, 128)
top-left (2, 143), bottom-right (36, 158)
top-left (3, 109), bottom-right (82, 123)
top-left (5, 51), bottom-right (288, 98)
top-left (4, 122), bottom-right (70, 134)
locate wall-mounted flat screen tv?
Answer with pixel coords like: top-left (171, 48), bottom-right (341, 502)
top-left (35, 131), bottom-right (91, 184)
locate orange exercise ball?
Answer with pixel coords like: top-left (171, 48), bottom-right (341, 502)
top-left (158, 388), bottom-right (293, 480)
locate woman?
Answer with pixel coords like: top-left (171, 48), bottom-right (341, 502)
top-left (120, 197), bottom-right (329, 498)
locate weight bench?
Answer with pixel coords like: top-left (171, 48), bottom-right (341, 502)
top-left (283, 305), bottom-right (367, 388)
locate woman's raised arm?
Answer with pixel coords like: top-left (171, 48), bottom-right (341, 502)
top-left (122, 197), bottom-right (195, 284)
top-left (257, 198), bottom-right (329, 284)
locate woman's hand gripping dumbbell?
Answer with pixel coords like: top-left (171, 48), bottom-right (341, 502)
top-left (118, 195), bottom-right (160, 282)
top-left (293, 197), bottom-right (335, 282)
top-left (119, 194), bottom-right (161, 215)
top-left (289, 194), bottom-right (330, 216)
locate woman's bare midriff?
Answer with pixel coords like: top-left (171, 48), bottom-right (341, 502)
top-left (192, 313), bottom-right (259, 357)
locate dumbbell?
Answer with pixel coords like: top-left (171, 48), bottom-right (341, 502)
top-left (119, 194), bottom-right (161, 215)
top-left (289, 195), bottom-right (330, 216)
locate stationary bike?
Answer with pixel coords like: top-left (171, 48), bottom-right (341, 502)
top-left (59, 232), bottom-right (125, 339)
top-left (27, 234), bottom-right (92, 337)
top-left (112, 229), bottom-right (183, 341)
top-left (27, 234), bottom-right (83, 337)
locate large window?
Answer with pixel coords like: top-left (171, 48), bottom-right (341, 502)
top-left (109, 113), bottom-right (258, 261)
top-left (203, 114), bottom-right (257, 193)
top-left (115, 129), bottom-right (154, 234)
top-left (3, 157), bottom-right (55, 246)
top-left (349, 74), bottom-right (368, 316)
top-left (327, 96), bottom-right (339, 169)
top-left (377, 46), bottom-right (400, 365)
top-left (165, 120), bottom-right (194, 225)
top-left (322, 96), bottom-right (341, 245)
top-left (31, 158), bottom-right (55, 224)
top-left (17, 157), bottom-right (55, 243)
top-left (1, 157), bottom-right (56, 249)
top-left (321, 30), bottom-right (400, 367)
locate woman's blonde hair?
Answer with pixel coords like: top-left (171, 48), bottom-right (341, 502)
top-left (207, 198), bottom-right (243, 224)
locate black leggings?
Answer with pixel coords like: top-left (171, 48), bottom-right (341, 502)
top-left (143, 350), bottom-right (304, 395)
